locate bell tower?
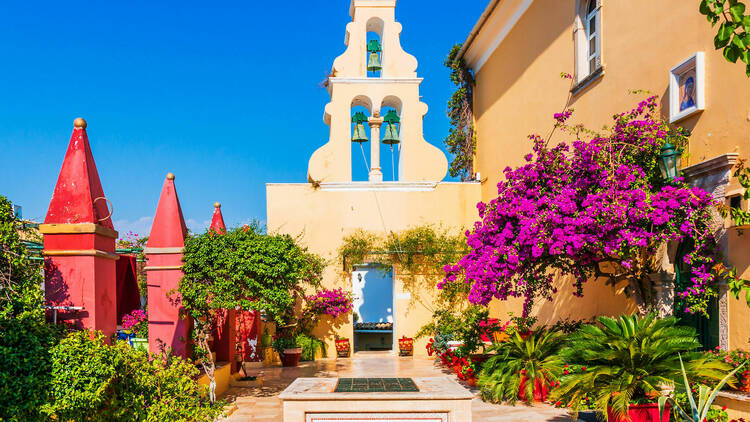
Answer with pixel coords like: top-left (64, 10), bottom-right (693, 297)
top-left (307, 0), bottom-right (448, 184)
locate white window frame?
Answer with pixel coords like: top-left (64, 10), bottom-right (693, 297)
top-left (574, 0), bottom-right (602, 85)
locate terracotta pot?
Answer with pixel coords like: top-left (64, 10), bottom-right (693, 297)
top-left (739, 371), bottom-right (750, 392)
top-left (398, 337), bottom-right (414, 356)
top-left (518, 374), bottom-right (549, 402)
top-left (281, 348), bottom-right (303, 367)
top-left (335, 339), bottom-right (351, 358)
top-left (607, 403), bottom-right (670, 422)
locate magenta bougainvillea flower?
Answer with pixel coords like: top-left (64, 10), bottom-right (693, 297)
top-left (443, 97), bottom-right (721, 316)
top-left (305, 288), bottom-right (354, 318)
top-left (122, 309), bottom-right (147, 330)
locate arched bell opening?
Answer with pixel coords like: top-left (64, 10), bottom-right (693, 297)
top-left (351, 97), bottom-right (373, 181)
top-left (380, 96), bottom-right (402, 181)
top-left (365, 17), bottom-right (384, 78)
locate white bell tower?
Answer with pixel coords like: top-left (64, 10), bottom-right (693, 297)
top-left (307, 0), bottom-right (448, 184)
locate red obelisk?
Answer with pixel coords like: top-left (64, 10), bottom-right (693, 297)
top-left (208, 202), bottom-right (238, 370)
top-left (41, 118), bottom-right (118, 338)
top-left (145, 173), bottom-right (190, 357)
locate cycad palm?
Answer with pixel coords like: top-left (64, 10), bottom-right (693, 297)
top-left (478, 329), bottom-right (564, 405)
top-left (551, 313), bottom-right (729, 421)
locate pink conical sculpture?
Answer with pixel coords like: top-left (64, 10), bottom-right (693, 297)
top-left (145, 173), bottom-right (190, 358)
top-left (40, 118), bottom-right (118, 338)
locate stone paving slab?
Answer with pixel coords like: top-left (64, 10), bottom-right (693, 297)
top-left (219, 353), bottom-right (575, 422)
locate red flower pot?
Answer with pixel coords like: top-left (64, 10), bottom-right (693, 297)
top-left (518, 374), bottom-right (549, 402)
top-left (281, 348), bottom-right (302, 367)
top-left (335, 339), bottom-right (351, 358)
top-left (607, 403), bottom-right (670, 422)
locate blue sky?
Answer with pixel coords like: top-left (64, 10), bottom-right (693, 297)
top-left (0, 1), bottom-right (487, 238)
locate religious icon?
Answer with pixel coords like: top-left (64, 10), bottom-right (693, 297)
top-left (669, 52), bottom-right (705, 123)
top-left (679, 70), bottom-right (697, 112)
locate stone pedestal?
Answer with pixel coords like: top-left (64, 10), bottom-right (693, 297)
top-left (280, 377), bottom-right (473, 422)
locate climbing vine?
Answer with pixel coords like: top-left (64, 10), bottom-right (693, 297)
top-left (700, 0), bottom-right (750, 76)
top-left (444, 44), bottom-right (476, 181)
top-left (339, 224), bottom-right (467, 276)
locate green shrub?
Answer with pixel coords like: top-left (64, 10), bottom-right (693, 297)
top-left (551, 313), bottom-right (730, 421)
top-left (478, 329), bottom-right (564, 405)
top-left (297, 333), bottom-right (326, 361)
top-left (42, 331), bottom-right (224, 421)
top-left (0, 314), bottom-right (61, 421)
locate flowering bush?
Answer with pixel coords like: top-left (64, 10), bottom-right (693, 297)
top-left (709, 347), bottom-right (750, 391)
top-left (443, 96), bottom-right (733, 316)
top-left (121, 309), bottom-right (148, 338)
top-left (304, 288), bottom-right (353, 318)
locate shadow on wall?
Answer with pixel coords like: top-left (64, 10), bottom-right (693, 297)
top-left (534, 273), bottom-right (636, 325)
top-left (474, 0), bottom-right (574, 121)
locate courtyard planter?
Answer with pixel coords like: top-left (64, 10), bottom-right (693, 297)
top-left (398, 336), bottom-right (413, 356)
top-left (335, 338), bottom-right (351, 358)
top-left (517, 374), bottom-right (549, 402)
top-left (281, 347), bottom-right (303, 367)
top-left (606, 403), bottom-right (670, 422)
top-left (130, 337), bottom-right (149, 352)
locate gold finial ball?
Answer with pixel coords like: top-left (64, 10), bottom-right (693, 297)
top-left (73, 117), bottom-right (87, 129)
top-left (214, 202), bottom-right (221, 208)
top-left (166, 172), bottom-right (175, 180)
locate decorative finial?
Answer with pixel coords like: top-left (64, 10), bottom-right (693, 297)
top-left (214, 202), bottom-right (221, 208)
top-left (73, 117), bottom-right (87, 129)
top-left (166, 172), bottom-right (175, 180)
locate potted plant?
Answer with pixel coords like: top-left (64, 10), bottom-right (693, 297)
top-left (478, 329), bottom-right (564, 404)
top-left (273, 334), bottom-right (302, 367)
top-left (335, 336), bottom-right (351, 358)
top-left (121, 309), bottom-right (148, 352)
top-left (398, 336), bottom-right (414, 356)
top-left (552, 314), bottom-right (731, 422)
top-left (261, 327), bottom-right (272, 348)
top-left (658, 355), bottom-right (745, 422)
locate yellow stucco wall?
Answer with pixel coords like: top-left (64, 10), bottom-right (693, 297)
top-left (466, 0), bottom-right (750, 348)
top-left (266, 182), bottom-right (482, 356)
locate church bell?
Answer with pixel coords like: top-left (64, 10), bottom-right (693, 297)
top-left (367, 39), bottom-right (382, 72)
top-left (351, 112), bottom-right (369, 143)
top-left (382, 110), bottom-right (400, 145)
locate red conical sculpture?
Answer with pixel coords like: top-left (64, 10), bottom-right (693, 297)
top-left (145, 173), bottom-right (190, 358)
top-left (209, 202), bottom-right (226, 234)
top-left (41, 118), bottom-right (118, 337)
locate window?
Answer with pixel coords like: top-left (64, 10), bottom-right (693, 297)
top-left (585, 1), bottom-right (599, 74)
top-left (575, 0), bottom-right (602, 85)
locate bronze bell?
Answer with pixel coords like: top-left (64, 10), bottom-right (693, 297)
top-left (351, 112), bottom-right (369, 143)
top-left (382, 110), bottom-right (400, 145)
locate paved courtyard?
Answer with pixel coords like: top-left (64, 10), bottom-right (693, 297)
top-left (220, 352), bottom-right (575, 422)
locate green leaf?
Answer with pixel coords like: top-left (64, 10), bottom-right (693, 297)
top-left (700, 0), bottom-right (714, 15)
top-left (716, 24), bottom-right (733, 47)
top-left (745, 288), bottom-right (750, 306)
top-left (725, 45), bottom-right (741, 62)
top-left (732, 33), bottom-right (747, 49)
top-left (730, 3), bottom-right (746, 21)
top-left (746, 62), bottom-right (750, 76)
top-left (741, 49), bottom-right (750, 64)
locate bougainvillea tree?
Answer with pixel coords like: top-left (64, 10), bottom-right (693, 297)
top-left (443, 94), bottom-right (745, 317)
